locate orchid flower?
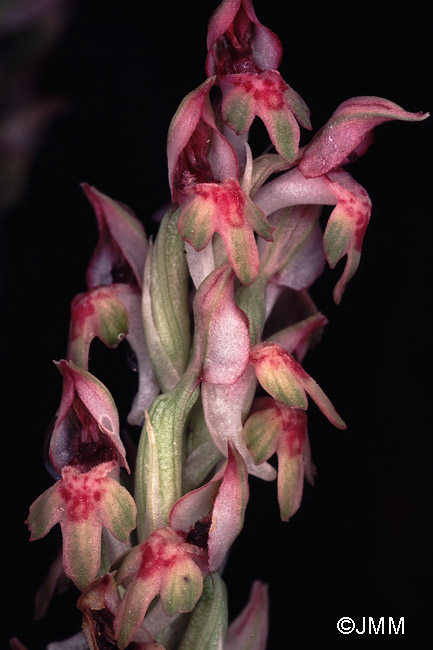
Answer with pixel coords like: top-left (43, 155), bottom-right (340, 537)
top-left (113, 527), bottom-right (204, 648)
top-left (243, 398), bottom-right (316, 520)
top-left (249, 341), bottom-right (346, 429)
top-left (168, 78), bottom-right (273, 286)
top-left (298, 96), bottom-right (429, 178)
top-left (205, 0), bottom-right (311, 163)
top-left (26, 461), bottom-right (136, 591)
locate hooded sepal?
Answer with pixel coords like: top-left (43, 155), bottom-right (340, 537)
top-left (205, 0), bottom-right (282, 77)
top-left (225, 581), bottom-right (269, 650)
top-left (114, 527), bottom-right (203, 649)
top-left (298, 96), bottom-right (429, 178)
top-left (221, 70), bottom-right (311, 162)
top-left (178, 178), bottom-right (273, 286)
top-left (249, 342), bottom-right (346, 429)
top-left (26, 461), bottom-right (137, 591)
top-left (170, 442), bottom-right (249, 573)
top-left (49, 360), bottom-right (129, 475)
top-left (178, 572), bottom-right (228, 650)
top-left (82, 183), bottom-right (147, 289)
top-left (167, 77), bottom-right (238, 206)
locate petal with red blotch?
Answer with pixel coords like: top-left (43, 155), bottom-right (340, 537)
top-left (322, 170), bottom-right (372, 304)
top-left (299, 96), bottom-right (429, 178)
top-left (51, 360), bottom-right (128, 473)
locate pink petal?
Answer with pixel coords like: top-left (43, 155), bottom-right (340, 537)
top-left (225, 581), bottom-right (269, 650)
top-left (67, 285), bottom-right (129, 369)
top-left (193, 263), bottom-right (250, 384)
top-left (207, 442), bottom-right (249, 572)
top-left (298, 96), bottom-right (429, 178)
top-left (167, 77), bottom-right (238, 205)
top-left (82, 184), bottom-right (147, 289)
top-left (201, 371), bottom-right (276, 481)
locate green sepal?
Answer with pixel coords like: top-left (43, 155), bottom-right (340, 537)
top-left (134, 367), bottom-right (200, 542)
top-left (143, 207), bottom-right (190, 392)
top-left (183, 397), bottom-right (224, 494)
top-left (243, 407), bottom-right (281, 465)
top-left (178, 573), bottom-right (228, 650)
top-left (235, 274), bottom-right (267, 346)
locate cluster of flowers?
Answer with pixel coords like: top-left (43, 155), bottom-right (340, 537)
top-left (23, 1), bottom-right (427, 649)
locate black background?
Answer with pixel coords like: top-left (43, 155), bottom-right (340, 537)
top-left (2, 1), bottom-right (432, 648)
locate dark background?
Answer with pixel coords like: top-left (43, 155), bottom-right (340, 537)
top-left (2, 0), bottom-right (431, 648)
